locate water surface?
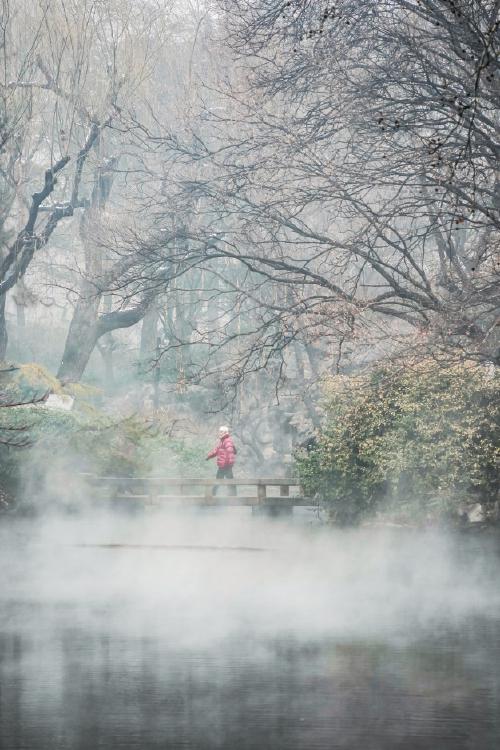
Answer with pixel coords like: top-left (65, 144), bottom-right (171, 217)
top-left (1, 512), bottom-right (499, 749)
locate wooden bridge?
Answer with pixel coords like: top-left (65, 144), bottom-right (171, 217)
top-left (81, 474), bottom-right (313, 514)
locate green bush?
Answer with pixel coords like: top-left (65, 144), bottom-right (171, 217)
top-left (0, 362), bottom-right (209, 508)
top-left (296, 359), bottom-right (499, 524)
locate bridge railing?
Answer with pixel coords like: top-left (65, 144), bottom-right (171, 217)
top-left (80, 474), bottom-right (311, 508)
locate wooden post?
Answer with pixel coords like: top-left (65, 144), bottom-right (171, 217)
top-left (257, 481), bottom-right (266, 505)
top-left (153, 336), bottom-right (161, 412)
top-left (148, 482), bottom-right (155, 507)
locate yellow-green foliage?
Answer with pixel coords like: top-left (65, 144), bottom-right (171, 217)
top-left (0, 363), bottom-right (208, 501)
top-left (15, 363), bottom-right (101, 400)
top-left (16, 363), bottom-right (64, 394)
top-left (296, 359), bottom-right (499, 523)
top-left (0, 362), bottom-right (62, 403)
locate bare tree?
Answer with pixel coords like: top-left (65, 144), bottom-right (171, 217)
top-left (0, 0), bottom-right (127, 358)
top-left (54, 0), bottom-right (216, 384)
top-left (148, 0), bottom-right (499, 383)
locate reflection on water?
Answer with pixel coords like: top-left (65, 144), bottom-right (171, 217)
top-left (1, 512), bottom-right (500, 749)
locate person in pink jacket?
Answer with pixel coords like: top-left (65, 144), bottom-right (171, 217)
top-left (206, 425), bottom-right (237, 495)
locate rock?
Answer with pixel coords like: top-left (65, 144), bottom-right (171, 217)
top-left (466, 503), bottom-right (485, 523)
top-left (44, 393), bottom-right (74, 411)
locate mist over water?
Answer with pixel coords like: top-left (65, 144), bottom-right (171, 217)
top-left (1, 510), bottom-right (500, 749)
top-left (1, 0), bottom-right (499, 746)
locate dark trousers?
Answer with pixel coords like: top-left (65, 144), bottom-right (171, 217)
top-left (213, 466), bottom-right (237, 496)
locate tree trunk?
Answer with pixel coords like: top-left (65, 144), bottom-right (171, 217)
top-left (16, 303), bottom-right (25, 329)
top-left (98, 334), bottom-right (116, 393)
top-left (139, 303), bottom-right (160, 367)
top-left (58, 298), bottom-right (149, 384)
top-left (98, 295), bottom-right (116, 392)
top-left (57, 158), bottom-right (117, 385)
top-left (57, 296), bottom-right (100, 384)
top-left (0, 293), bottom-right (8, 360)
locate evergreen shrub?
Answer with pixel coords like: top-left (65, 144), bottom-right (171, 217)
top-left (296, 359), bottom-right (499, 524)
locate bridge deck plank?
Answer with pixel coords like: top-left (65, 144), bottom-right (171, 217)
top-left (83, 474), bottom-right (312, 507)
top-left (100, 494), bottom-right (313, 507)
top-left (82, 474), bottom-right (300, 487)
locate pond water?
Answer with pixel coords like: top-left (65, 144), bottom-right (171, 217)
top-left (1, 511), bottom-right (500, 749)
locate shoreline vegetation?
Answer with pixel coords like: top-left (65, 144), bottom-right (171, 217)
top-left (295, 358), bottom-right (499, 528)
top-left (1, 2), bottom-right (499, 534)
top-left (1, 358), bottom-right (498, 529)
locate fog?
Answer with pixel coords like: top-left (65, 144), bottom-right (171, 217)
top-left (3, 512), bottom-right (500, 645)
top-left (1, 0), bottom-right (500, 747)
top-left (2, 510), bottom-right (500, 749)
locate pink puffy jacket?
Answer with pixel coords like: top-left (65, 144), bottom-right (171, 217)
top-left (207, 433), bottom-right (237, 468)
